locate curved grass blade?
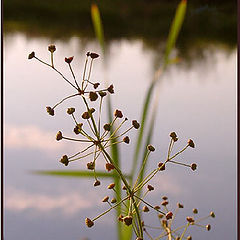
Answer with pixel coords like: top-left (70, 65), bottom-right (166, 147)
top-left (131, 0), bottom-right (187, 186)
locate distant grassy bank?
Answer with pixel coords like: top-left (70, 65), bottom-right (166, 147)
top-left (4, 0), bottom-right (236, 57)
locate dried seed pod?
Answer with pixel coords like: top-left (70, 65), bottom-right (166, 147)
top-left (87, 162), bottom-right (95, 170)
top-left (161, 200), bottom-right (169, 206)
top-left (28, 51), bottom-right (35, 59)
top-left (177, 203), bottom-right (184, 208)
top-left (210, 211), bottom-right (215, 218)
top-left (107, 183), bottom-right (115, 189)
top-left (48, 44), bottom-right (56, 53)
top-left (132, 120), bottom-right (140, 129)
top-left (111, 198), bottom-right (117, 204)
top-left (122, 185), bottom-right (127, 190)
top-left (102, 196), bottom-right (109, 202)
top-left (89, 92), bottom-right (98, 101)
top-left (103, 123), bottom-right (111, 131)
top-left (86, 52), bottom-right (90, 57)
top-left (105, 163), bottom-right (115, 172)
top-left (67, 107), bottom-right (75, 115)
top-left (94, 180), bottom-right (101, 186)
top-left (73, 125), bottom-right (80, 135)
top-left (193, 208), bottom-right (198, 214)
top-left (176, 237), bottom-right (180, 240)
top-left (90, 52), bottom-right (99, 59)
top-left (82, 112), bottom-right (90, 119)
top-left (154, 205), bottom-right (160, 210)
top-left (166, 211), bottom-right (173, 220)
top-left (170, 132), bottom-right (178, 142)
top-left (118, 214), bottom-right (124, 222)
top-left (136, 238), bottom-right (143, 240)
top-left (188, 139), bottom-right (195, 148)
top-left (107, 84), bottom-right (114, 94)
top-left (142, 206), bottom-right (149, 212)
top-left (191, 163), bottom-right (197, 171)
top-left (114, 109), bottom-right (123, 118)
top-left (99, 91), bottom-right (107, 97)
top-left (147, 185), bottom-right (154, 191)
top-left (46, 106), bottom-right (54, 116)
top-left (158, 162), bottom-right (166, 171)
top-left (123, 216), bottom-right (133, 226)
top-left (56, 131), bottom-right (63, 141)
top-left (65, 56), bottom-right (74, 64)
top-left (186, 217), bottom-right (195, 223)
top-left (123, 136), bottom-right (130, 144)
top-left (162, 196), bottom-right (168, 200)
top-left (158, 214), bottom-right (164, 219)
top-left (170, 132), bottom-right (177, 138)
top-left (93, 83), bottom-right (100, 89)
top-left (206, 224), bottom-right (211, 231)
top-left (187, 236), bottom-right (192, 240)
top-left (59, 155), bottom-right (69, 166)
top-left (85, 218), bottom-right (94, 228)
top-left (147, 145), bottom-right (155, 152)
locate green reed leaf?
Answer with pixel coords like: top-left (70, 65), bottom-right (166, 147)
top-left (33, 170), bottom-right (130, 179)
top-left (91, 3), bottom-right (122, 239)
top-left (91, 3), bottom-right (105, 53)
top-left (131, 0), bottom-right (187, 187)
top-left (164, 0), bottom-right (187, 65)
top-left (131, 82), bottom-right (155, 183)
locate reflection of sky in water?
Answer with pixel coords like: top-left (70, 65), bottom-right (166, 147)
top-left (4, 34), bottom-right (236, 240)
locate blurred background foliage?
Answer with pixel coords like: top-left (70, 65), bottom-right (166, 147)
top-left (3, 0), bottom-right (236, 62)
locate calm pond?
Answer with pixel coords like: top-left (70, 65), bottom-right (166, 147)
top-left (4, 2), bottom-right (236, 240)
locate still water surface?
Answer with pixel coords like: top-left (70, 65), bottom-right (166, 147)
top-left (4, 33), bottom-right (236, 240)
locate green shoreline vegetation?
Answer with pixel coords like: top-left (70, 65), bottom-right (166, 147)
top-left (4, 0), bottom-right (236, 51)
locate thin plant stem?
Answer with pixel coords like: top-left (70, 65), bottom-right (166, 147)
top-left (168, 145), bottom-right (189, 162)
top-left (98, 97), bottom-right (103, 135)
top-left (34, 56), bottom-right (78, 90)
top-left (134, 195), bottom-right (165, 215)
top-left (87, 119), bottom-right (97, 136)
top-left (52, 93), bottom-right (80, 109)
top-left (68, 143), bottom-right (95, 159)
top-left (100, 146), bottom-right (143, 238)
top-left (92, 195), bottom-right (129, 221)
top-left (179, 223), bottom-right (190, 240)
top-left (62, 136), bottom-right (92, 142)
top-left (168, 160), bottom-right (191, 168)
top-left (51, 52), bottom-right (54, 68)
top-left (144, 228), bottom-right (155, 240)
top-left (68, 63), bottom-right (81, 90)
top-left (133, 150), bottom-right (150, 189)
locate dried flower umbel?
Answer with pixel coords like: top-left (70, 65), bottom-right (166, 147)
top-left (29, 47), bottom-right (214, 240)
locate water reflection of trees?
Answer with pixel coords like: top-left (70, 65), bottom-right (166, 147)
top-left (4, 0), bottom-right (236, 62)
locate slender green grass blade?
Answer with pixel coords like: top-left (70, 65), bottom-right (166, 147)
top-left (164, 0), bottom-right (187, 65)
top-left (107, 97), bottom-right (122, 239)
top-left (91, 3), bottom-right (105, 53)
top-left (131, 80), bottom-right (156, 183)
top-left (131, 0), bottom-right (187, 189)
top-left (138, 110), bottom-right (157, 194)
top-left (33, 170), bottom-right (130, 179)
top-left (91, 3), bottom-right (122, 238)
top-left (137, 0), bottom-right (187, 197)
